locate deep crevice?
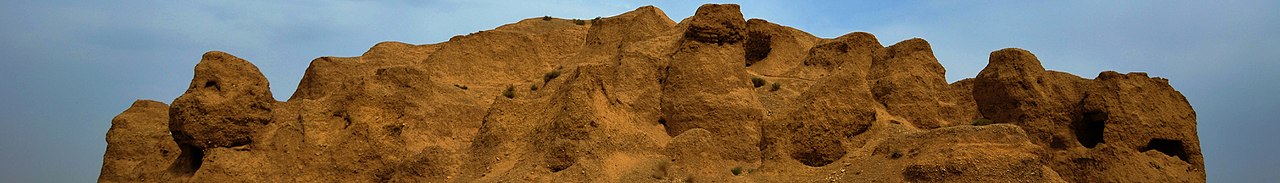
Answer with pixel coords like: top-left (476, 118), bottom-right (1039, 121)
top-left (168, 143), bottom-right (204, 175)
top-left (1073, 111), bottom-right (1107, 148)
top-left (1141, 139), bottom-right (1189, 162)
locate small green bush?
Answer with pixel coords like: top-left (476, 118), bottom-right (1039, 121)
top-left (731, 166), bottom-right (743, 176)
top-left (573, 19), bottom-right (586, 25)
top-left (591, 17), bottom-right (602, 24)
top-left (769, 82), bottom-right (781, 92)
top-left (972, 118), bottom-right (993, 126)
top-left (751, 77), bottom-right (766, 88)
top-left (543, 70), bottom-right (561, 83)
top-left (530, 84), bottom-right (539, 91)
top-left (503, 85), bottom-right (515, 99)
top-left (541, 16), bottom-right (552, 21)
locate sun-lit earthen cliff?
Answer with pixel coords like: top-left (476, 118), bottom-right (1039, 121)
top-left (101, 4), bottom-right (1203, 182)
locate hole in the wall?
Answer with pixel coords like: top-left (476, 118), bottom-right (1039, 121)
top-left (203, 80), bottom-right (220, 91)
top-left (1141, 139), bottom-right (1189, 162)
top-left (1073, 111), bottom-right (1107, 148)
top-left (168, 142), bottom-right (204, 175)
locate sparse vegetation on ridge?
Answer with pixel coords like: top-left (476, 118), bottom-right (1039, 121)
top-left (503, 85), bottom-right (515, 99)
top-left (544, 70), bottom-right (561, 83)
top-left (972, 119), bottom-right (993, 126)
top-left (101, 4), bottom-right (1205, 182)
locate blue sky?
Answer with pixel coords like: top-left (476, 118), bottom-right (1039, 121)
top-left (0, 0), bottom-right (1275, 182)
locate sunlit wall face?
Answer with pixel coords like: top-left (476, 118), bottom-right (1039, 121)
top-left (0, 0), bottom-right (1274, 182)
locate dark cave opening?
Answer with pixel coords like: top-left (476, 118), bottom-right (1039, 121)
top-left (1141, 139), bottom-right (1189, 162)
top-left (203, 80), bottom-right (220, 91)
top-left (168, 143), bottom-right (204, 175)
top-left (1073, 111), bottom-right (1107, 148)
top-left (743, 31), bottom-right (772, 66)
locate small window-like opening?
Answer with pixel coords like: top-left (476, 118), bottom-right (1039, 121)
top-left (1073, 111), bottom-right (1107, 148)
top-left (203, 80), bottom-right (220, 91)
top-left (1141, 139), bottom-right (1189, 162)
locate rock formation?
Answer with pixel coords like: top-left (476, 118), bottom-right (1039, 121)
top-left (101, 4), bottom-right (1204, 182)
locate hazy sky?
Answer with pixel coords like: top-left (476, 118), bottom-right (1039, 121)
top-left (1, 0), bottom-right (1275, 182)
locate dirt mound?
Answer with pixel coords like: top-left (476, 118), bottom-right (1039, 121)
top-left (101, 4), bottom-right (1204, 182)
top-left (100, 100), bottom-right (178, 182)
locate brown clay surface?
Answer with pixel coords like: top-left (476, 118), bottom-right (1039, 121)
top-left (101, 4), bottom-right (1204, 182)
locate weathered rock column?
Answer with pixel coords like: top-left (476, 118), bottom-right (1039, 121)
top-left (167, 51), bottom-right (275, 174)
top-left (660, 4), bottom-right (766, 162)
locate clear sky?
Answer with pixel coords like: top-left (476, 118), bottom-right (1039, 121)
top-left (0, 0), bottom-right (1275, 182)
